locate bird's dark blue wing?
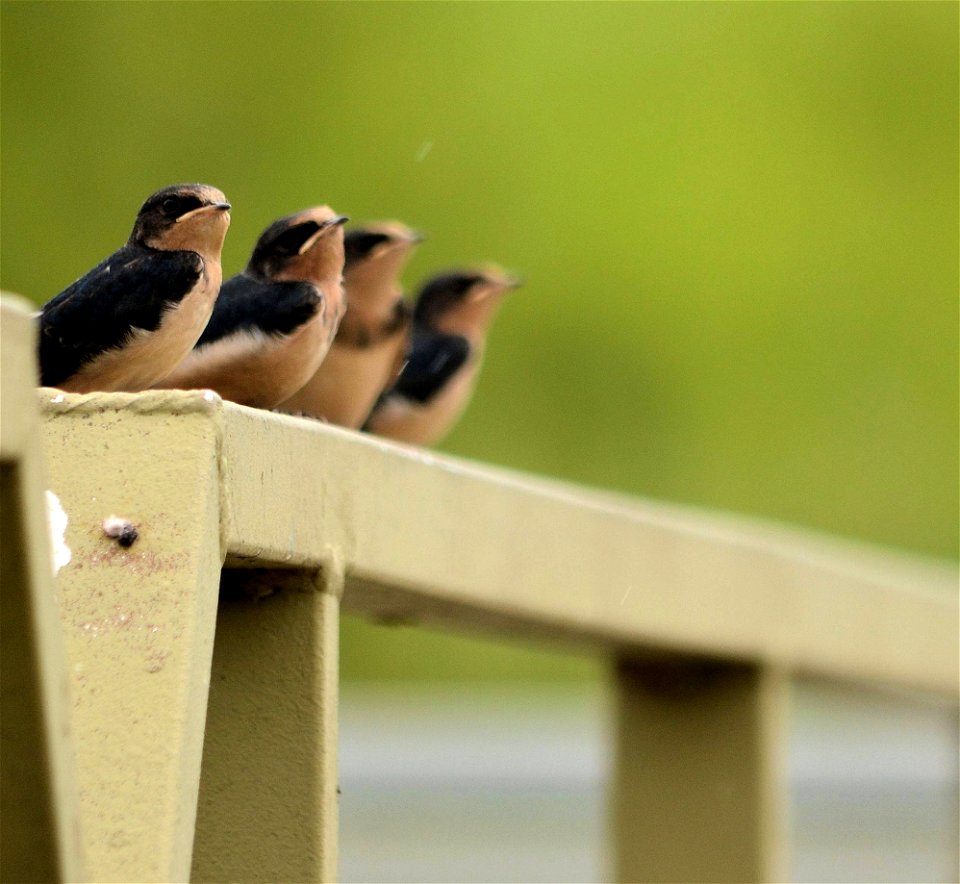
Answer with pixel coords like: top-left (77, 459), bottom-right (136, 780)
top-left (393, 326), bottom-right (470, 404)
top-left (196, 274), bottom-right (322, 346)
top-left (38, 244), bottom-right (203, 386)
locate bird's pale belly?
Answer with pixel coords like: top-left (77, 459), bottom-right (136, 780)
top-left (159, 310), bottom-right (334, 409)
top-left (371, 360), bottom-right (480, 446)
top-left (279, 333), bottom-right (407, 428)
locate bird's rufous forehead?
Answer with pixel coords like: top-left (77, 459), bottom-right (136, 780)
top-left (471, 264), bottom-right (522, 291)
top-left (286, 205), bottom-right (341, 227)
top-left (364, 220), bottom-right (423, 243)
top-left (159, 183), bottom-right (227, 206)
top-left (185, 184), bottom-right (229, 206)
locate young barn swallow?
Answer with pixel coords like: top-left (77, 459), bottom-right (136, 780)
top-left (38, 184), bottom-right (231, 392)
top-left (158, 207), bottom-right (348, 408)
top-left (364, 266), bottom-right (520, 446)
top-left (277, 221), bottom-right (422, 427)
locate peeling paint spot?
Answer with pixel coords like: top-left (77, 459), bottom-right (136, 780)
top-left (203, 390), bottom-right (216, 402)
top-left (45, 490), bottom-right (71, 575)
top-left (50, 393), bottom-right (65, 404)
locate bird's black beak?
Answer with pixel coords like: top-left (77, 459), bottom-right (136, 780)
top-left (297, 216), bottom-right (349, 254)
top-left (176, 201), bottom-right (232, 222)
top-left (484, 271), bottom-right (523, 291)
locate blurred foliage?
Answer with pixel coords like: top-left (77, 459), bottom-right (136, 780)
top-left (2, 2), bottom-right (956, 680)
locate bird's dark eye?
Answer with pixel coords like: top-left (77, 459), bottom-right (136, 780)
top-left (272, 221), bottom-right (322, 256)
top-left (451, 276), bottom-right (477, 295)
top-left (344, 231), bottom-right (391, 260)
top-left (161, 194), bottom-right (202, 218)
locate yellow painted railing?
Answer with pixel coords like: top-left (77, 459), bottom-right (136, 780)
top-left (2, 296), bottom-right (957, 883)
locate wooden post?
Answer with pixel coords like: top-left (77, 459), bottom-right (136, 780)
top-left (611, 659), bottom-right (789, 883)
top-left (39, 392), bottom-right (224, 882)
top-left (1, 298), bottom-right (86, 882)
top-left (192, 566), bottom-right (342, 883)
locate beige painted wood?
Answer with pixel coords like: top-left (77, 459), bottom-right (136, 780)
top-left (192, 568), bottom-right (341, 883)
top-left (32, 384), bottom-right (954, 700)
top-left (38, 391), bottom-right (224, 882)
top-left (4, 290), bottom-right (955, 883)
top-left (217, 405), bottom-right (957, 697)
top-left (1, 295), bottom-right (42, 460)
top-left (612, 660), bottom-right (789, 883)
top-left (0, 298), bottom-right (86, 881)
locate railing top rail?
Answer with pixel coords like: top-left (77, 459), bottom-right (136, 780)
top-left (35, 383), bottom-right (958, 697)
top-left (5, 298), bottom-right (955, 697)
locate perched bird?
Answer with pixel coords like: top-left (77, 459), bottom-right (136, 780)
top-left (278, 221), bottom-right (422, 428)
top-left (38, 183), bottom-right (231, 392)
top-left (158, 207), bottom-right (348, 408)
top-left (364, 266), bottom-right (520, 446)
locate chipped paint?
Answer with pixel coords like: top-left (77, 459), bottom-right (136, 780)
top-left (45, 490), bottom-right (71, 574)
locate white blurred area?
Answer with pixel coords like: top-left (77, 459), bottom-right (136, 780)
top-left (789, 683), bottom-right (958, 883)
top-left (339, 683), bottom-right (607, 883)
top-left (339, 680), bottom-right (957, 883)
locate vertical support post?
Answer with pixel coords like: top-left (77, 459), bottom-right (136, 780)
top-left (612, 658), bottom-right (789, 883)
top-left (1, 299), bottom-right (86, 882)
top-left (192, 564), bottom-right (342, 883)
top-left (40, 394), bottom-right (224, 882)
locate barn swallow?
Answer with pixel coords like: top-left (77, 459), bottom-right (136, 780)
top-left (277, 221), bottom-right (422, 427)
top-left (37, 184), bottom-right (231, 392)
top-left (158, 207), bottom-right (348, 408)
top-left (364, 266), bottom-right (520, 446)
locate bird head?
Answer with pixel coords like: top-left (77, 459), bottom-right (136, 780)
top-left (132, 184), bottom-right (231, 261)
top-left (343, 221), bottom-right (424, 309)
top-left (414, 265), bottom-right (521, 339)
top-left (247, 206), bottom-right (348, 284)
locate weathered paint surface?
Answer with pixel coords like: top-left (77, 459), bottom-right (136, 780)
top-left (1, 298), bottom-right (86, 882)
top-left (39, 390), bottom-right (224, 882)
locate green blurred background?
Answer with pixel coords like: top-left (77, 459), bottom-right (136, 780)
top-left (3, 1), bottom-right (956, 681)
